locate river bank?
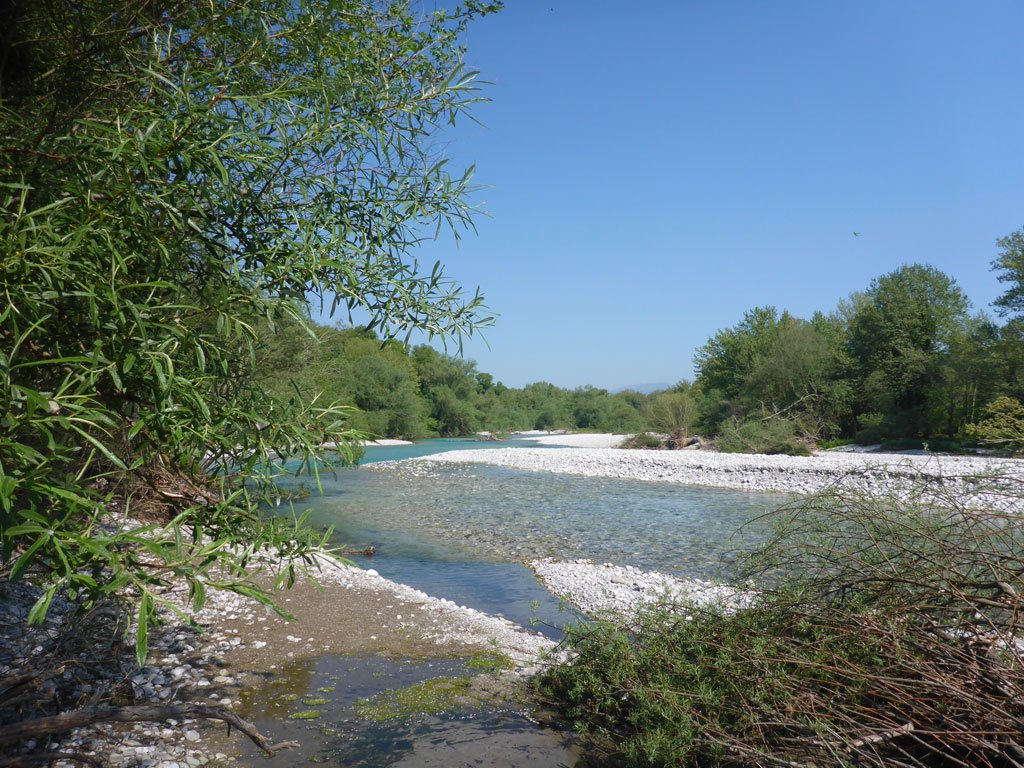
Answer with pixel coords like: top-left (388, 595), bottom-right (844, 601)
top-left (412, 446), bottom-right (1024, 506)
top-left (5, 558), bottom-right (558, 768)
top-left (15, 440), bottom-right (1023, 766)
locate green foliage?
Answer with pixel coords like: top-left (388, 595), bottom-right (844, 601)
top-left (693, 306), bottom-right (781, 400)
top-left (255, 321), bottom-right (654, 439)
top-left (689, 253), bottom-right (1024, 450)
top-left (540, 481), bottom-right (1024, 767)
top-left (258, 323), bottom-right (431, 439)
top-left (854, 411), bottom-right (892, 444)
top-left (716, 417), bottom-right (811, 456)
top-left (1, 0), bottom-right (498, 665)
top-left (847, 264), bottom-right (970, 436)
top-left (965, 395), bottom-right (1024, 451)
top-left (991, 227), bottom-right (1024, 319)
top-left (693, 309), bottom-right (847, 441)
top-left (643, 391), bottom-right (698, 437)
top-left (621, 432), bottom-right (664, 449)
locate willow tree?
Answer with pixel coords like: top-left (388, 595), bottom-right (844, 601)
top-left (0, 0), bottom-right (498, 666)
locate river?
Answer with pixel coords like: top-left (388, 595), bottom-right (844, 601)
top-left (241, 437), bottom-right (788, 766)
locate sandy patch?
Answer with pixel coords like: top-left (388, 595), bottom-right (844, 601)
top-left (520, 433), bottom-right (629, 448)
top-left (182, 559), bottom-right (556, 761)
top-left (23, 557), bottom-right (555, 767)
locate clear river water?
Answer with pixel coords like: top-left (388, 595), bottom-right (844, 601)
top-left (242, 438), bottom-right (790, 766)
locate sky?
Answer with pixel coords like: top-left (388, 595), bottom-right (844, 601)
top-left (318, 1), bottom-right (1024, 391)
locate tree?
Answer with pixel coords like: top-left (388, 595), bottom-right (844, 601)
top-left (1, 0), bottom-right (498, 682)
top-left (992, 227), bottom-right (1024, 319)
top-left (694, 308), bottom-right (847, 440)
top-left (411, 345), bottom-right (482, 434)
top-left (694, 306), bottom-right (782, 399)
top-left (645, 391), bottom-right (699, 438)
top-left (846, 264), bottom-right (969, 436)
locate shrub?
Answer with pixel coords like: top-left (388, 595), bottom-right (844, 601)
top-left (620, 432), bottom-right (665, 450)
top-left (539, 477), bottom-right (1024, 767)
top-left (1, 0), bottom-right (496, 669)
top-left (966, 395), bottom-right (1024, 452)
top-left (717, 417), bottom-right (811, 456)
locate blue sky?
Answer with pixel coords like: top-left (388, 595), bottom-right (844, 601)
top-left (320, 1), bottom-right (1024, 390)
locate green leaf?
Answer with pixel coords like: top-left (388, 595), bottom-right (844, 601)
top-left (190, 577), bottom-right (207, 613)
top-left (10, 535), bottom-right (49, 582)
top-left (136, 593), bottom-right (152, 667)
top-left (27, 585), bottom-right (58, 626)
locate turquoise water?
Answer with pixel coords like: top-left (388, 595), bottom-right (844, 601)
top-left (256, 440), bottom-right (788, 766)
top-left (279, 439), bottom-right (786, 632)
top-left (358, 435), bottom-right (554, 464)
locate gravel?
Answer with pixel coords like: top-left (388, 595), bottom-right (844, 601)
top-left (530, 559), bottom-right (752, 623)
top-left (413, 447), bottom-right (1024, 507)
top-left (519, 433), bottom-right (630, 448)
top-left (9, 443), bottom-right (1021, 766)
top-left (2, 557), bottom-right (555, 767)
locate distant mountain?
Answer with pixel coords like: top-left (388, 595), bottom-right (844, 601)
top-left (613, 382), bottom-right (672, 394)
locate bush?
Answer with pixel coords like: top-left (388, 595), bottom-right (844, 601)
top-left (1, 0), bottom-right (496, 669)
top-left (620, 432), bottom-right (665, 450)
top-left (966, 395), bottom-right (1024, 452)
top-left (717, 417), bottom-right (811, 456)
top-left (538, 478), bottom-right (1024, 767)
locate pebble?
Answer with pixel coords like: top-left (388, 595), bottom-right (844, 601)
top-left (531, 559), bottom-right (753, 622)
top-left (407, 447), bottom-right (1023, 508)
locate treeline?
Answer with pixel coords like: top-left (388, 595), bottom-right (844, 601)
top-left (667, 239), bottom-right (1024, 454)
top-left (262, 234), bottom-right (1024, 454)
top-left (256, 320), bottom-right (647, 438)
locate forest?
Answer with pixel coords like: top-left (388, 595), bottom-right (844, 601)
top-left (257, 247), bottom-right (1024, 456)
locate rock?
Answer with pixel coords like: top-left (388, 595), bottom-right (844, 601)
top-left (184, 729), bottom-right (201, 743)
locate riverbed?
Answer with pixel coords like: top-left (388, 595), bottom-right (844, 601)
top-left (36, 438), bottom-right (1024, 767)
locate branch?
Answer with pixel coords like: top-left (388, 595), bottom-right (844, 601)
top-left (847, 722), bottom-right (914, 750)
top-left (759, 392), bottom-right (821, 422)
top-left (0, 703), bottom-right (298, 755)
top-left (0, 752), bottom-right (104, 768)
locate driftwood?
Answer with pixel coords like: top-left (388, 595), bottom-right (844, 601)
top-left (0, 702), bottom-right (298, 756)
top-left (0, 751), bottom-right (105, 768)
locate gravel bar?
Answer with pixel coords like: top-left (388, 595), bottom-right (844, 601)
top-left (412, 447), bottom-right (1024, 506)
top-left (531, 559), bottom-right (752, 622)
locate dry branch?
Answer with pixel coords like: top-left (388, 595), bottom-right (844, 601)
top-left (0, 703), bottom-right (298, 755)
top-left (0, 752), bottom-right (105, 768)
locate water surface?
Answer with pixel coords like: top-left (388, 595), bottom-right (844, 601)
top-left (281, 441), bottom-right (786, 630)
top-left (256, 441), bottom-right (789, 766)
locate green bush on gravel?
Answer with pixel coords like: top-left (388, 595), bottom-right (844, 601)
top-left (716, 417), bottom-right (811, 456)
top-left (538, 478), bottom-right (1024, 767)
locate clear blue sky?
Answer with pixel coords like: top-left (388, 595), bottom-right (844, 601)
top-left (320, 1), bottom-right (1024, 391)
